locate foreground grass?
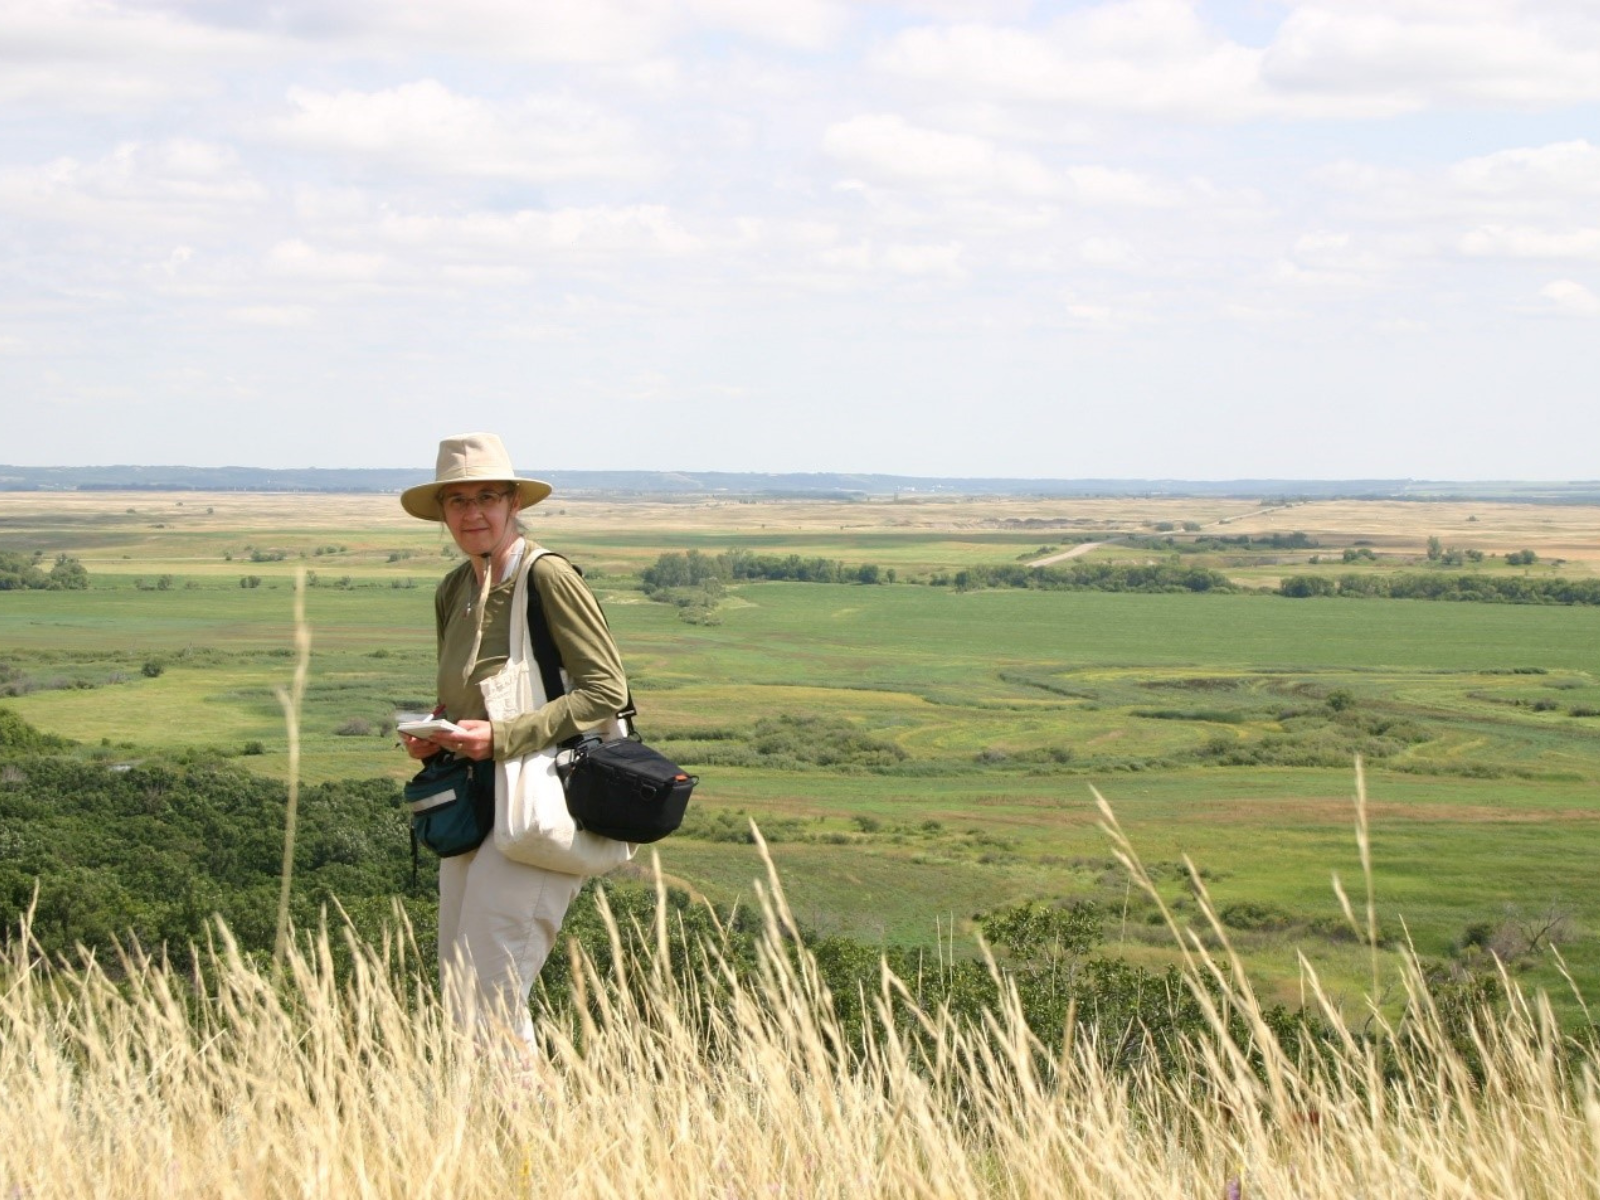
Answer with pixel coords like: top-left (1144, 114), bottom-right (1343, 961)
top-left (5, 820), bottom-right (1599, 1199)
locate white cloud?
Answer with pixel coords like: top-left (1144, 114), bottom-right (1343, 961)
top-left (0, 140), bottom-right (264, 228)
top-left (814, 238), bottom-right (966, 281)
top-left (875, 0), bottom-right (1600, 124)
top-left (373, 205), bottom-right (703, 260)
top-left (1062, 165), bottom-right (1172, 208)
top-left (267, 240), bottom-right (390, 282)
top-left (1221, 302), bottom-right (1294, 324)
top-left (154, 246), bottom-right (195, 279)
top-left (686, 0), bottom-right (847, 49)
top-left (441, 264), bottom-right (534, 286)
top-left (1079, 236), bottom-right (1135, 266)
top-left (262, 0), bottom-right (676, 62)
top-left (208, 0), bottom-right (851, 59)
top-left (0, 63), bottom-right (200, 111)
top-left (1461, 226), bottom-right (1600, 261)
top-left (874, 3), bottom-right (1266, 121)
top-left (270, 80), bottom-right (653, 182)
top-left (290, 185), bottom-right (375, 224)
top-left (823, 113), bottom-right (1060, 197)
top-left (227, 305), bottom-right (318, 327)
top-left (1449, 140), bottom-right (1600, 199)
top-left (882, 241), bottom-right (966, 277)
top-left (863, 0), bottom-right (1034, 17)
top-left (1293, 231), bottom-right (1391, 282)
top-left (0, 0), bottom-right (280, 112)
top-left (1265, 1), bottom-right (1600, 110)
top-left (1268, 230), bottom-right (1394, 289)
top-left (1064, 301), bottom-right (1119, 328)
top-left (0, 0), bottom-right (270, 66)
top-left (1315, 143), bottom-right (1600, 253)
top-left (1536, 279), bottom-right (1600, 316)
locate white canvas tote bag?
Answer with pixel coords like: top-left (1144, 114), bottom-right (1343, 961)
top-left (479, 546), bottom-right (634, 876)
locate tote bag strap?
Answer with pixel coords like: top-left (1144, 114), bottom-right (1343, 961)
top-left (524, 552), bottom-right (639, 733)
top-left (524, 553), bottom-right (567, 710)
top-left (505, 542), bottom-right (548, 672)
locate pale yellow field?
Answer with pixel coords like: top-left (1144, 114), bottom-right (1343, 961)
top-left (1223, 498), bottom-right (1600, 569)
top-left (5, 489), bottom-right (1596, 571)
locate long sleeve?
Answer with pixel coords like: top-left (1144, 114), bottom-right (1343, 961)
top-left (491, 554), bottom-right (629, 758)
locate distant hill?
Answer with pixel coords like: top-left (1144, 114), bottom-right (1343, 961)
top-left (0, 464), bottom-right (1596, 503)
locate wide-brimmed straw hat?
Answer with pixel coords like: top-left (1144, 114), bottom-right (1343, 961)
top-left (400, 432), bottom-right (553, 521)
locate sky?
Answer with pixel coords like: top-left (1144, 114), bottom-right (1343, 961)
top-left (1, 0), bottom-right (1597, 480)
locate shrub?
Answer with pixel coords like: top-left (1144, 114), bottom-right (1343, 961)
top-left (0, 708), bottom-right (74, 752)
top-left (1220, 901), bottom-right (1293, 932)
top-left (741, 714), bottom-right (907, 769)
top-left (0, 551), bottom-right (90, 591)
top-left (1278, 574), bottom-right (1336, 598)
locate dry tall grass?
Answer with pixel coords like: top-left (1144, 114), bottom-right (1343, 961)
top-left (5, 805), bottom-right (1599, 1199)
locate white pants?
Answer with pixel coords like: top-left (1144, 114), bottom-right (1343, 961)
top-left (437, 838), bottom-right (586, 1049)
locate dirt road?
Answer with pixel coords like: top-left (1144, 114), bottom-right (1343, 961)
top-left (1026, 541), bottom-right (1107, 567)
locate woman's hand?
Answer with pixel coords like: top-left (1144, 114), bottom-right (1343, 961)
top-left (398, 731), bottom-right (439, 760)
top-left (440, 719), bottom-right (495, 761)
top-left (398, 719), bottom-right (494, 761)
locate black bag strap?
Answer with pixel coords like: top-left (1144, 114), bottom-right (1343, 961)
top-left (524, 552), bottom-right (639, 736)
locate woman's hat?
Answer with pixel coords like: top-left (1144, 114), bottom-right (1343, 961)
top-left (400, 432), bottom-right (553, 521)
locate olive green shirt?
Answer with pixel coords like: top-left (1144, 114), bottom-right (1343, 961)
top-left (434, 546), bottom-right (628, 759)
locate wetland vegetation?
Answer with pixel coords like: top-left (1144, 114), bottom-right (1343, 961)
top-left (2, 487), bottom-right (1599, 1021)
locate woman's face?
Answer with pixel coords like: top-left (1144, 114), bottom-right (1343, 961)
top-left (439, 483), bottom-right (521, 558)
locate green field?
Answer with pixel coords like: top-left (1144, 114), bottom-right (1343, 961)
top-left (4, 491), bottom-right (1600, 1014)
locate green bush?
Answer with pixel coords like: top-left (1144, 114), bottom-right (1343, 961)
top-left (0, 709), bottom-right (74, 754)
top-left (0, 551), bottom-right (90, 591)
top-left (1220, 901), bottom-right (1293, 931)
top-left (1278, 575), bottom-right (1336, 598)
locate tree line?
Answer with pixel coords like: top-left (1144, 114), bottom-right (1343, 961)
top-left (642, 551), bottom-right (1235, 596)
top-left (943, 562), bottom-right (1236, 593)
top-left (641, 548), bottom-right (1594, 606)
top-left (1126, 531), bottom-right (1319, 553)
top-left (1279, 572), bottom-right (1600, 605)
top-left (641, 549), bottom-right (890, 593)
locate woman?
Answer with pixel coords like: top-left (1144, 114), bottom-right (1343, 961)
top-left (399, 431), bottom-right (629, 1048)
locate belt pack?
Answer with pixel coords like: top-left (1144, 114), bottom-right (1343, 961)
top-left (402, 751), bottom-right (494, 858)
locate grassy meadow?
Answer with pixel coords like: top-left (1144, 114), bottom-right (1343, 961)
top-left (3, 488), bottom-right (1600, 1015)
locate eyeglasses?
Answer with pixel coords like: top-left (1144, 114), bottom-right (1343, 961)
top-left (441, 489), bottom-right (512, 515)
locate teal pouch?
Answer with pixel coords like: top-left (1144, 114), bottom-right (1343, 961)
top-left (403, 752), bottom-right (494, 857)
